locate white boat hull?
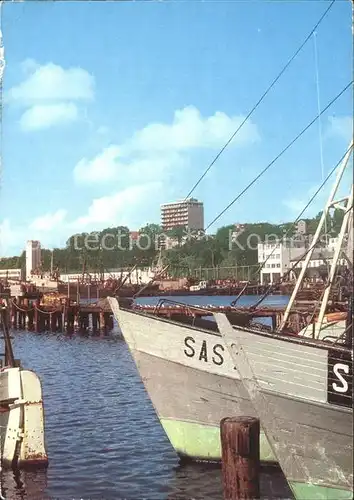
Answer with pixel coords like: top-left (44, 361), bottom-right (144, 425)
top-left (0, 367), bottom-right (48, 468)
top-left (216, 313), bottom-right (353, 499)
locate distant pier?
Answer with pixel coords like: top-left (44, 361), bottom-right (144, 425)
top-left (5, 295), bottom-right (115, 333)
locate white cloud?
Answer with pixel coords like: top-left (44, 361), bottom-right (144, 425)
top-left (1, 105), bottom-right (260, 254)
top-left (74, 145), bottom-right (122, 183)
top-left (0, 183), bottom-right (162, 255)
top-left (74, 145), bottom-right (182, 185)
top-left (326, 116), bottom-right (353, 143)
top-left (6, 61), bottom-right (95, 132)
top-left (29, 209), bottom-right (68, 231)
top-left (20, 103), bottom-right (79, 131)
top-left (20, 58), bottom-right (40, 75)
top-left (74, 106), bottom-right (260, 184)
top-left (130, 106), bottom-right (259, 153)
top-left (73, 183), bottom-right (162, 229)
top-left (7, 62), bottom-right (95, 105)
top-left (0, 219), bottom-right (21, 256)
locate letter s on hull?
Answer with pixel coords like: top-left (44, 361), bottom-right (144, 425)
top-left (212, 344), bottom-right (225, 366)
top-left (184, 336), bottom-right (195, 358)
top-left (332, 363), bottom-right (349, 393)
top-left (327, 349), bottom-right (353, 408)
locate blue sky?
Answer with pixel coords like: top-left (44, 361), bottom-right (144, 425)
top-left (0, 0), bottom-right (352, 256)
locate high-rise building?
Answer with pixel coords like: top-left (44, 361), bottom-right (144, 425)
top-left (26, 240), bottom-right (42, 280)
top-left (160, 198), bottom-right (204, 232)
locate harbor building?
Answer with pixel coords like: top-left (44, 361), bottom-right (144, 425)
top-left (0, 268), bottom-right (23, 281)
top-left (258, 234), bottom-right (351, 284)
top-left (160, 198), bottom-right (204, 232)
top-left (290, 249), bottom-right (347, 278)
top-left (26, 240), bottom-right (42, 280)
top-left (60, 268), bottom-right (155, 284)
top-left (258, 239), bottom-right (306, 284)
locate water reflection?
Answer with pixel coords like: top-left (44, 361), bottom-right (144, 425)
top-left (2, 303), bottom-right (292, 499)
top-left (1, 469), bottom-right (49, 500)
top-left (167, 463), bottom-right (293, 500)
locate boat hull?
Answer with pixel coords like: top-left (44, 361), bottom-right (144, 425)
top-left (0, 367), bottom-right (48, 468)
top-left (216, 313), bottom-right (353, 499)
top-left (257, 390), bottom-right (353, 499)
top-left (108, 298), bottom-right (275, 463)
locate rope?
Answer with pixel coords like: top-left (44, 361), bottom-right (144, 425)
top-left (250, 145), bottom-right (353, 296)
top-left (206, 80), bottom-right (352, 231)
top-left (184, 0), bottom-right (336, 200)
top-left (313, 31), bottom-right (328, 241)
top-left (10, 299), bottom-right (63, 315)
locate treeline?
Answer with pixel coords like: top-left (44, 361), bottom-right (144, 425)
top-left (0, 210), bottom-right (344, 276)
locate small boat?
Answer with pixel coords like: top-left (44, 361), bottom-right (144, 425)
top-left (0, 296), bottom-right (48, 469)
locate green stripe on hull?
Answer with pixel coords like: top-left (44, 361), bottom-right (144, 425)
top-left (160, 418), bottom-right (275, 462)
top-left (290, 481), bottom-right (353, 500)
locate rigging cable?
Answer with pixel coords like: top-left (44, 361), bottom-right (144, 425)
top-left (0, 1), bottom-right (6, 496)
top-left (248, 144), bottom-right (353, 309)
top-left (205, 80), bottom-right (352, 231)
top-left (183, 0), bottom-right (336, 200)
top-left (313, 30), bottom-right (328, 242)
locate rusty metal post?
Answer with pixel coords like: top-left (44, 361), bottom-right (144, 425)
top-left (220, 416), bottom-right (260, 500)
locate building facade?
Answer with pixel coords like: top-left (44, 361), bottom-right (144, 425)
top-left (26, 240), bottom-right (42, 280)
top-left (60, 268), bottom-right (155, 284)
top-left (160, 198), bottom-right (204, 232)
top-left (291, 249), bottom-right (347, 277)
top-left (257, 239), bottom-right (306, 284)
top-left (0, 268), bottom-right (23, 281)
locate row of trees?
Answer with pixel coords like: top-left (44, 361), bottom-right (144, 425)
top-left (0, 209), bottom-right (345, 277)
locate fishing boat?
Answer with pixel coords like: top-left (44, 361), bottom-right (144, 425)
top-left (0, 296), bottom-right (48, 469)
top-left (215, 169), bottom-right (353, 497)
top-left (217, 309), bottom-right (352, 499)
top-left (108, 142), bottom-right (353, 465)
top-left (109, 296), bottom-right (277, 462)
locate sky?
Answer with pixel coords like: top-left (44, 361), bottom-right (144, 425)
top-left (0, 0), bottom-right (352, 256)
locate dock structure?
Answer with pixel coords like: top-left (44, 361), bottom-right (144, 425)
top-left (6, 296), bottom-right (115, 333)
top-left (2, 290), bottom-right (348, 334)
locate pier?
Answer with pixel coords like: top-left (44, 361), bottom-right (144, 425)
top-left (3, 295), bottom-right (115, 333)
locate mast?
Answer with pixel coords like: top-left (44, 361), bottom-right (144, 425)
top-left (50, 250), bottom-right (54, 277)
top-left (278, 141), bottom-right (353, 331)
top-left (316, 184), bottom-right (353, 333)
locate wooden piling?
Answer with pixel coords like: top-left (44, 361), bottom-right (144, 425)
top-left (99, 311), bottom-right (105, 329)
top-left (50, 312), bottom-right (56, 331)
top-left (58, 311), bottom-right (63, 331)
top-left (92, 312), bottom-right (99, 330)
top-left (220, 416), bottom-right (260, 500)
top-left (104, 312), bottom-right (110, 330)
top-left (34, 303), bottom-right (39, 332)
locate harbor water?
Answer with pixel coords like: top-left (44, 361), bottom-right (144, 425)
top-left (2, 295), bottom-right (293, 499)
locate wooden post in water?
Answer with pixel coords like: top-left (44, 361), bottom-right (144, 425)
top-left (220, 416), bottom-right (260, 500)
top-left (92, 312), bottom-right (98, 331)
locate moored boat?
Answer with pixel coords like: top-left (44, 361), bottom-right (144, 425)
top-left (215, 152), bottom-right (353, 498)
top-left (216, 305), bottom-right (353, 499)
top-left (108, 296), bottom-right (276, 463)
top-left (108, 142), bottom-right (353, 465)
top-left (0, 297), bottom-right (48, 469)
